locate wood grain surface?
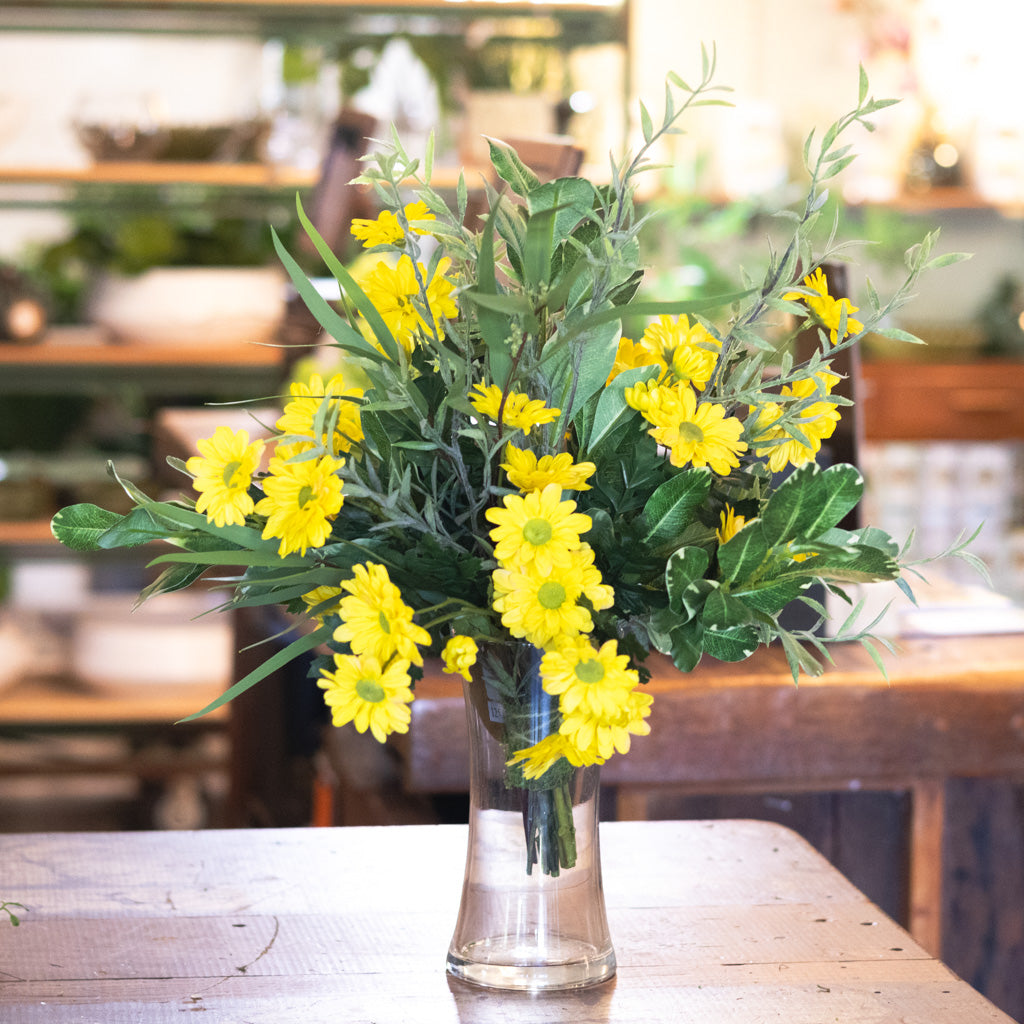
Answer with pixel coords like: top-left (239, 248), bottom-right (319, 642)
top-left (0, 820), bottom-right (1015, 1022)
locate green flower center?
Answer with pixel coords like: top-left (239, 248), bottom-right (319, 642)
top-left (678, 421), bottom-right (705, 443)
top-left (222, 460), bottom-right (242, 489)
top-left (356, 678), bottom-right (386, 704)
top-left (297, 485), bottom-right (315, 507)
top-left (537, 580), bottom-right (567, 610)
top-left (574, 658), bottom-right (605, 685)
top-left (378, 610), bottom-right (392, 634)
top-left (522, 517), bottom-right (553, 547)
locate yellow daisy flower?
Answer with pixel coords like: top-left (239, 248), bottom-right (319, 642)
top-left (361, 254), bottom-right (458, 354)
top-left (301, 584), bottom-right (346, 624)
top-left (485, 483), bottom-right (592, 575)
top-left (275, 373), bottom-right (364, 456)
top-left (186, 425), bottom-right (265, 528)
top-left (333, 562), bottom-right (431, 666)
top-left (559, 687), bottom-right (653, 762)
top-left (748, 371), bottom-right (842, 472)
top-left (640, 383), bottom-right (748, 475)
top-left (641, 314), bottom-right (721, 391)
top-left (317, 652), bottom-right (414, 743)
top-left (255, 454), bottom-right (345, 557)
top-left (491, 561), bottom-right (596, 649)
top-left (500, 444), bottom-right (595, 492)
top-left (540, 637), bottom-right (639, 719)
top-left (785, 267), bottom-right (864, 343)
top-left (623, 378), bottom-right (657, 414)
top-left (507, 732), bottom-right (583, 780)
top-left (607, 336), bottom-right (665, 384)
top-left (441, 635), bottom-right (478, 682)
top-left (469, 382), bottom-right (561, 436)
top-left (350, 200), bottom-right (435, 249)
top-left (716, 506), bottom-right (749, 545)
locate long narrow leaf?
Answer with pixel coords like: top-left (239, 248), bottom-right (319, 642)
top-left (294, 199), bottom-right (403, 363)
top-left (270, 227), bottom-right (389, 365)
top-left (177, 624), bottom-right (332, 722)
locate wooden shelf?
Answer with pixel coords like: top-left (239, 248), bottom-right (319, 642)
top-left (0, 162), bottom-right (318, 189)
top-left (861, 360), bottom-right (1024, 441)
top-left (0, 161), bottom-right (481, 192)
top-left (865, 186), bottom-right (1009, 214)
top-left (0, 520), bottom-right (57, 546)
top-left (0, 327), bottom-right (284, 368)
top-left (0, 0), bottom-right (626, 36)
top-left (0, 674), bottom-right (229, 726)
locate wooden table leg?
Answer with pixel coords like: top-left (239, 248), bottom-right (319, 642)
top-left (908, 778), bottom-right (946, 957)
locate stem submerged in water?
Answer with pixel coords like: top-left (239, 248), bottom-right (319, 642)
top-left (523, 781), bottom-right (578, 877)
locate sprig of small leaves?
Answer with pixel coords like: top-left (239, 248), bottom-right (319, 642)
top-left (2, 900), bottom-right (26, 926)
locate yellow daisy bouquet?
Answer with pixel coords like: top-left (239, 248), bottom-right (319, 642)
top-left (52, 54), bottom-right (970, 872)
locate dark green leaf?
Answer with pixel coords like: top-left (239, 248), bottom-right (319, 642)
top-left (702, 624), bottom-right (759, 662)
top-left (665, 546), bottom-right (709, 614)
top-left (761, 463), bottom-right (863, 546)
top-left (177, 624), bottom-right (333, 722)
top-left (717, 521), bottom-right (769, 585)
top-left (50, 503), bottom-right (124, 551)
top-left (642, 469), bottom-right (712, 551)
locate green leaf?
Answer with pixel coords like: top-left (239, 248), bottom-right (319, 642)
top-left (702, 587), bottom-right (755, 630)
top-left (466, 205), bottom-right (515, 387)
top-left (717, 521), bottom-right (769, 585)
top-left (50, 503), bottom-right (124, 551)
top-left (665, 546), bottom-right (709, 613)
top-left (544, 315), bottom-right (622, 425)
top-left (583, 365), bottom-right (657, 450)
top-left (294, 200), bottom-right (403, 364)
top-left (270, 226), bottom-right (390, 366)
top-left (732, 576), bottom-right (809, 615)
top-left (639, 99), bottom-right (654, 143)
top-left (177, 623), bottom-right (333, 723)
top-left (702, 623), bottom-right (759, 663)
top-left (668, 615), bottom-right (704, 671)
top-left (149, 549), bottom-right (310, 569)
top-left (527, 178), bottom-right (596, 248)
top-left (98, 506), bottom-right (186, 549)
top-left (760, 463), bottom-right (863, 547)
top-left (560, 291), bottom-right (754, 343)
top-left (681, 577), bottom-right (716, 620)
top-left (138, 562), bottom-right (210, 602)
top-left (778, 629), bottom-right (824, 682)
top-left (642, 469), bottom-right (712, 551)
top-left (522, 203), bottom-right (560, 293)
top-left (487, 137), bottom-right (541, 197)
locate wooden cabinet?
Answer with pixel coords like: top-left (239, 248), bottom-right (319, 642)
top-left (861, 360), bottom-right (1024, 442)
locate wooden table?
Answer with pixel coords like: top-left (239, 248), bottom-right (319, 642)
top-left (402, 634), bottom-right (1024, 958)
top-left (0, 820), bottom-right (1014, 1022)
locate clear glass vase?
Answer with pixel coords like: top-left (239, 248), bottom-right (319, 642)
top-left (446, 642), bottom-right (616, 991)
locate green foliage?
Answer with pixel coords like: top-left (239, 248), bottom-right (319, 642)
top-left (49, 50), bottom-right (973, 713)
top-left (1, 900), bottom-right (25, 927)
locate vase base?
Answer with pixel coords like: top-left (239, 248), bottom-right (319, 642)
top-left (446, 943), bottom-right (616, 992)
